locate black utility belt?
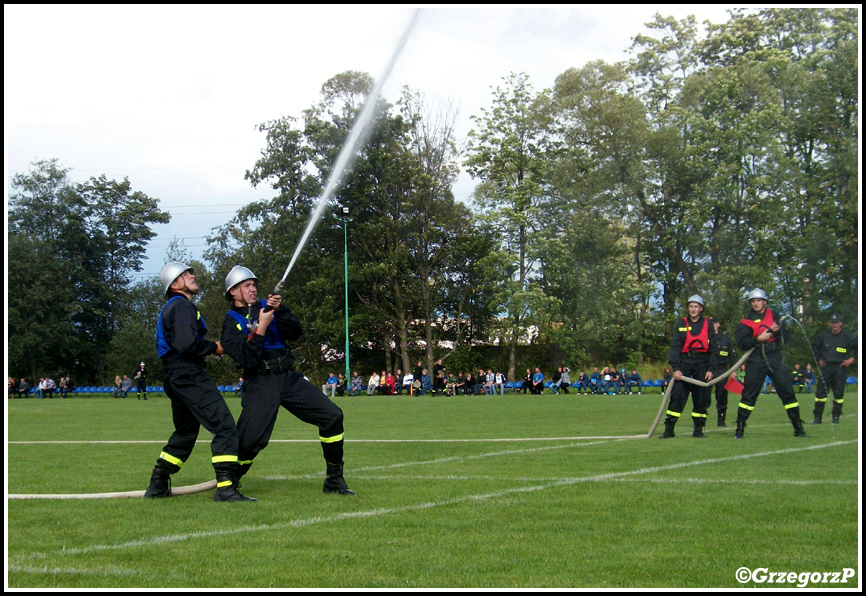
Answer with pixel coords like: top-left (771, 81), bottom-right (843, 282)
top-left (257, 356), bottom-right (294, 375)
top-left (682, 351), bottom-right (709, 358)
top-left (759, 342), bottom-right (780, 352)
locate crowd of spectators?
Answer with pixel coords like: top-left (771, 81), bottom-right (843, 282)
top-left (8, 376), bottom-right (75, 399)
top-left (316, 364), bottom-right (673, 396)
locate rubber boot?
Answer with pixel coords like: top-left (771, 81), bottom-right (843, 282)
top-left (144, 466), bottom-right (172, 498)
top-left (213, 472), bottom-right (256, 502)
top-left (734, 416), bottom-right (746, 439)
top-left (792, 415), bottom-right (810, 438)
top-left (658, 418), bottom-right (676, 439)
top-left (812, 400), bottom-right (824, 424)
top-left (831, 401), bottom-right (842, 424)
top-left (323, 462), bottom-right (355, 495)
top-left (717, 410), bottom-right (727, 427)
top-left (692, 418), bottom-right (707, 438)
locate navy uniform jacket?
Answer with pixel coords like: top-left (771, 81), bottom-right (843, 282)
top-left (811, 329), bottom-right (858, 365)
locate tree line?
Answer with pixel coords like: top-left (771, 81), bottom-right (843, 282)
top-left (8, 9), bottom-right (858, 385)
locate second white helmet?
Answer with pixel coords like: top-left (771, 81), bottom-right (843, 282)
top-left (160, 261), bottom-right (193, 298)
top-left (224, 265), bottom-right (258, 299)
top-left (748, 288), bottom-right (769, 302)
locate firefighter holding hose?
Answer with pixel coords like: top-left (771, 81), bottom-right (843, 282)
top-left (733, 289), bottom-right (809, 439)
top-left (221, 266), bottom-right (354, 496)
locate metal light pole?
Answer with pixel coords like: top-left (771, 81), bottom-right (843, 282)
top-left (340, 206), bottom-right (351, 382)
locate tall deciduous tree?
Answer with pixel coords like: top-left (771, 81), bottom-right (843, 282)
top-left (465, 72), bottom-right (556, 381)
top-left (8, 159), bottom-right (169, 382)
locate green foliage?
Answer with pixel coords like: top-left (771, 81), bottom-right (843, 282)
top-left (8, 160), bottom-right (170, 384)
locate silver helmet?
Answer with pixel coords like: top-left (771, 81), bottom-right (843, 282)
top-left (748, 288), bottom-right (769, 302)
top-left (687, 294), bottom-right (705, 308)
top-left (224, 265), bottom-right (258, 300)
top-left (160, 261), bottom-right (193, 298)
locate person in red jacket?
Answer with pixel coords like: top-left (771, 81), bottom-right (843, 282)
top-left (660, 295), bottom-right (715, 439)
top-left (733, 288), bottom-right (808, 439)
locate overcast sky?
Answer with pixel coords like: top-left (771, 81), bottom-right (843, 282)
top-left (6, 5), bottom-right (746, 279)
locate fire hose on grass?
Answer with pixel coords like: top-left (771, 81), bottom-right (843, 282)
top-left (646, 348), bottom-right (755, 437)
top-left (7, 480), bottom-right (217, 500)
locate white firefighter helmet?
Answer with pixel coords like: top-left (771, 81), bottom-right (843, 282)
top-left (224, 265), bottom-right (258, 300)
top-left (748, 288), bottom-right (769, 302)
top-left (160, 261), bottom-right (193, 298)
top-left (687, 294), bottom-right (705, 309)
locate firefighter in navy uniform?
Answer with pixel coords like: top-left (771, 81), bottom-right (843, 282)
top-left (220, 266), bottom-right (354, 496)
top-left (144, 261), bottom-right (255, 502)
top-left (708, 318), bottom-right (737, 427)
top-left (811, 313), bottom-right (857, 425)
top-left (660, 295), bottom-right (715, 439)
top-left (733, 288), bottom-right (808, 439)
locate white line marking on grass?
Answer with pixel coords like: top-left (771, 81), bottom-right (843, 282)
top-left (11, 440), bottom-right (855, 564)
top-left (262, 437), bottom-right (634, 480)
top-left (351, 475), bottom-right (859, 486)
top-left (8, 563), bottom-right (154, 577)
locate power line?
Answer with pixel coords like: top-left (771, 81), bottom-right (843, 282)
top-left (161, 203), bottom-right (247, 208)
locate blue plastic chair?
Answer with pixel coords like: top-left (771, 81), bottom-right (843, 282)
top-left (653, 380), bottom-right (665, 387)
top-left (846, 377), bottom-right (857, 385)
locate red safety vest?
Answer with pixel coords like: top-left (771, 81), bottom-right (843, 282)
top-left (680, 317), bottom-right (709, 353)
top-left (741, 308), bottom-right (776, 343)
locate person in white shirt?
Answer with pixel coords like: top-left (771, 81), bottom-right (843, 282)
top-left (367, 372), bottom-right (380, 396)
top-left (402, 372), bottom-right (415, 395)
top-left (494, 371), bottom-right (506, 395)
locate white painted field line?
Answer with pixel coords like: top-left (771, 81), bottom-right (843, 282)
top-left (7, 563), bottom-right (162, 578)
top-left (263, 437), bottom-right (633, 480)
top-left (12, 413), bottom-right (850, 445)
top-left (352, 475), bottom-right (859, 486)
top-left (11, 440), bottom-right (855, 565)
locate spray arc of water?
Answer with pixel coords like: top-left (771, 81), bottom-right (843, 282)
top-left (273, 9), bottom-right (422, 291)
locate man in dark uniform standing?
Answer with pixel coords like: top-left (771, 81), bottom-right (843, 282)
top-left (733, 288), bottom-right (809, 439)
top-left (221, 266), bottom-right (354, 496)
top-left (708, 318), bottom-right (737, 427)
top-left (134, 362), bottom-right (147, 400)
top-left (144, 261), bottom-right (254, 502)
top-left (810, 313), bottom-right (857, 425)
top-left (661, 295), bottom-right (715, 439)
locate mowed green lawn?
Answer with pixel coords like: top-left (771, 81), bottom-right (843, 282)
top-left (6, 387), bottom-right (860, 589)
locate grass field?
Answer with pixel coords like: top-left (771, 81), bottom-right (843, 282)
top-left (6, 388), bottom-right (861, 589)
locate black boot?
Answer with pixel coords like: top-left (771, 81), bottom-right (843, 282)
top-left (144, 466), bottom-right (172, 498)
top-left (788, 408), bottom-right (809, 438)
top-left (792, 417), bottom-right (810, 438)
top-left (324, 462), bottom-right (355, 495)
top-left (832, 414), bottom-right (840, 425)
top-left (812, 401), bottom-right (825, 424)
top-left (659, 419), bottom-right (676, 439)
top-left (692, 418), bottom-right (707, 438)
top-left (717, 410), bottom-right (727, 427)
top-left (734, 416), bottom-right (746, 439)
top-left (212, 472), bottom-right (256, 502)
